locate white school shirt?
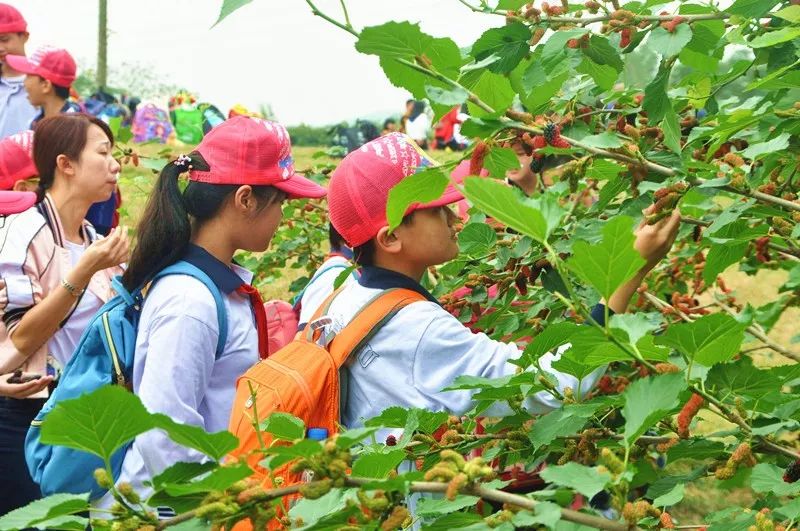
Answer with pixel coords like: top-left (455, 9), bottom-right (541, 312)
top-left (404, 114), bottom-right (431, 143)
top-left (98, 247), bottom-right (260, 508)
top-left (322, 267), bottom-right (605, 433)
top-left (298, 255), bottom-right (356, 325)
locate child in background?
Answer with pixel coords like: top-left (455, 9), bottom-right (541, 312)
top-left (295, 224), bottom-right (358, 328)
top-left (0, 129), bottom-right (36, 192)
top-left (4, 45), bottom-right (81, 128)
top-left (322, 132), bottom-right (680, 434)
top-left (102, 116), bottom-right (326, 508)
top-left (0, 3), bottom-right (36, 138)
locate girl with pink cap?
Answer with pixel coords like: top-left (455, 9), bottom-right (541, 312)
top-left (100, 115), bottom-right (326, 510)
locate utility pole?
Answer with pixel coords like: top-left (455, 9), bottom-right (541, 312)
top-left (97, 0), bottom-right (107, 89)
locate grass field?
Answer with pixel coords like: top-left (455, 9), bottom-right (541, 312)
top-left (116, 140), bottom-right (797, 522)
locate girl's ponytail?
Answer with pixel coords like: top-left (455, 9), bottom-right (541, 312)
top-left (122, 152), bottom-right (207, 290)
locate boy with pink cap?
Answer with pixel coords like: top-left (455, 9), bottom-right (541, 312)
top-left (5, 45), bottom-right (81, 128)
top-left (321, 132), bottom-right (680, 436)
top-left (0, 3), bottom-right (36, 138)
top-left (97, 115), bottom-right (326, 508)
top-left (0, 128), bottom-right (37, 217)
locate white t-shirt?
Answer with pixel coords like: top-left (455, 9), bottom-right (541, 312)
top-left (405, 114), bottom-right (431, 142)
top-left (298, 255), bottom-right (356, 325)
top-left (46, 240), bottom-right (103, 374)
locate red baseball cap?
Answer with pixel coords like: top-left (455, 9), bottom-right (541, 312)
top-left (5, 46), bottom-right (77, 88)
top-left (189, 115), bottom-right (326, 200)
top-left (0, 130), bottom-right (36, 190)
top-left (0, 191), bottom-right (36, 214)
top-left (0, 3), bottom-right (26, 33)
top-left (328, 132), bottom-right (463, 247)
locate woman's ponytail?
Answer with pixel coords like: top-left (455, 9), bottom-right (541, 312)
top-left (122, 152), bottom-right (207, 290)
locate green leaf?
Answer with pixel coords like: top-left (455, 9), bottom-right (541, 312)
top-left (740, 133), bottom-right (791, 161)
top-left (529, 403), bottom-right (603, 447)
top-left (643, 65), bottom-right (671, 124)
top-left (577, 58), bottom-right (619, 91)
top-left (751, 463), bottom-right (800, 496)
top-left (661, 110), bottom-right (682, 154)
top-left (610, 313), bottom-right (659, 345)
top-left (0, 494), bottom-right (89, 531)
top-left (622, 373), bottom-right (686, 445)
top-left (289, 488), bottom-right (352, 528)
top-left (152, 414), bottom-right (238, 460)
top-left (539, 463), bottom-right (611, 499)
top-left (775, 5), bottom-right (800, 22)
top-left (472, 23), bottom-right (532, 74)
top-left (579, 132), bottom-right (623, 149)
top-left (749, 26), bottom-right (800, 48)
top-left (463, 177), bottom-right (564, 243)
top-left (416, 495), bottom-right (481, 516)
top-left (150, 462), bottom-right (217, 489)
top-left (706, 357), bottom-right (781, 398)
top-left (647, 25), bottom-right (693, 57)
top-left (335, 426), bottom-right (381, 449)
top-left (351, 449), bottom-right (406, 479)
top-left (425, 85), bottom-right (469, 106)
top-left (459, 223), bottom-right (497, 255)
top-left (512, 502), bottom-right (562, 529)
top-left (567, 216), bottom-right (646, 301)
top-left (462, 69), bottom-right (516, 117)
top-left (582, 35), bottom-right (623, 71)
top-left (522, 322), bottom-right (580, 365)
top-left (653, 483), bottom-right (685, 507)
top-left (257, 412), bottom-right (306, 441)
top-left (496, 0), bottom-right (528, 8)
top-left (212, 0), bottom-right (253, 27)
top-left (667, 439), bottom-right (726, 462)
top-left (164, 462), bottom-right (252, 496)
top-left (523, 71), bottom-right (570, 114)
top-left (776, 498), bottom-right (800, 521)
top-left (425, 511), bottom-right (484, 530)
top-left (727, 0), bottom-right (780, 18)
top-left (40, 385), bottom-right (155, 463)
top-left (484, 147), bottom-right (520, 179)
top-left (379, 56), bottom-right (449, 100)
top-left (356, 22), bottom-right (460, 74)
top-left (386, 168), bottom-right (449, 230)
top-left (703, 243), bottom-right (747, 284)
top-left (655, 313), bottom-right (747, 367)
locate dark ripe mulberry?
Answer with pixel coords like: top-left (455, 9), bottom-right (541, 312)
top-left (385, 434), bottom-right (397, 446)
top-left (543, 123), bottom-right (570, 148)
top-left (514, 273), bottom-right (528, 295)
top-left (530, 155), bottom-right (545, 173)
top-left (784, 460), bottom-right (800, 483)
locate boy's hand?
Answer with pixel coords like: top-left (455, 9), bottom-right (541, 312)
top-left (634, 205), bottom-right (681, 270)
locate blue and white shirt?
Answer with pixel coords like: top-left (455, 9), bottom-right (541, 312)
top-left (0, 75), bottom-right (37, 139)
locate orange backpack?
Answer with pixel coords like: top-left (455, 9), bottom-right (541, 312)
top-left (227, 288), bottom-right (425, 526)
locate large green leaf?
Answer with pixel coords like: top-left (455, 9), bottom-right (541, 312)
top-left (164, 462), bottom-right (252, 496)
top-left (529, 403), bottom-right (604, 447)
top-left (567, 216), bottom-right (646, 300)
top-left (458, 223), bottom-right (497, 256)
top-left (643, 65), bottom-right (671, 123)
top-left (751, 463), bottom-right (800, 496)
top-left (655, 313), bottom-right (747, 367)
top-left (461, 69), bottom-right (516, 117)
top-left (471, 23), bottom-right (532, 74)
top-left (706, 357), bottom-right (781, 398)
top-left (522, 322), bottom-right (580, 365)
top-left (356, 22), bottom-right (460, 75)
top-left (539, 463), bottom-right (611, 499)
top-left (577, 58), bottom-right (619, 91)
top-left (749, 26), bottom-right (800, 48)
top-left (463, 177), bottom-right (564, 243)
top-left (351, 449), bottom-right (406, 479)
top-left (212, 0), bottom-right (253, 27)
top-left (257, 411), bottom-right (306, 441)
top-left (416, 495), bottom-right (481, 516)
top-left (152, 415), bottom-right (239, 460)
top-left (727, 0), bottom-right (780, 18)
top-left (740, 133), bottom-right (791, 160)
top-left (647, 25), bottom-right (693, 57)
top-left (484, 147), bottom-right (520, 179)
top-left (40, 385), bottom-right (155, 463)
top-left (622, 373), bottom-right (686, 445)
top-left (0, 494), bottom-right (89, 531)
top-left (386, 168), bottom-right (449, 230)
top-left (582, 35), bottom-right (623, 71)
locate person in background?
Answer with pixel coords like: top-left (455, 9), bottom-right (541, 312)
top-left (0, 114), bottom-right (127, 515)
top-left (382, 118), bottom-right (397, 136)
top-left (433, 106), bottom-right (465, 151)
top-left (404, 100), bottom-right (431, 150)
top-left (399, 98), bottom-right (414, 133)
top-left (4, 45), bottom-right (80, 129)
top-left (0, 3), bottom-right (36, 139)
top-left (0, 129), bottom-right (37, 192)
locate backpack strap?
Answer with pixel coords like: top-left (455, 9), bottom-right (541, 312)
top-left (291, 262), bottom-right (357, 309)
top-left (325, 288), bottom-right (426, 368)
top-left (152, 261), bottom-right (229, 359)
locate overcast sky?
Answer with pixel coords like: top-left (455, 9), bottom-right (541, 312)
top-left (9, 0), bottom-right (494, 125)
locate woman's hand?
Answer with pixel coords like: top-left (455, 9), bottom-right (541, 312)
top-left (634, 206), bottom-right (681, 271)
top-left (74, 226), bottom-right (130, 283)
top-left (0, 372), bottom-right (53, 399)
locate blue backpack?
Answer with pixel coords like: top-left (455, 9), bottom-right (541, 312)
top-left (25, 261), bottom-right (229, 500)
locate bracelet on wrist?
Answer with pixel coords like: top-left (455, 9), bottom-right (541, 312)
top-left (61, 278), bottom-right (86, 298)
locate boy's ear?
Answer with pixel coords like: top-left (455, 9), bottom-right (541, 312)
top-left (233, 185), bottom-right (256, 213)
top-left (42, 78), bottom-right (54, 96)
top-left (375, 226), bottom-right (402, 256)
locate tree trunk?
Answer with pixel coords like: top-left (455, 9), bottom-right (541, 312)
top-left (97, 0), bottom-right (107, 89)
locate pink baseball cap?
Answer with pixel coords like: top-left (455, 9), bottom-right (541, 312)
top-left (188, 116), bottom-right (326, 199)
top-left (328, 132), bottom-right (463, 247)
top-left (0, 130), bottom-right (36, 190)
top-left (0, 3), bottom-right (26, 33)
top-left (5, 46), bottom-right (77, 88)
top-left (0, 191), bottom-right (36, 214)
